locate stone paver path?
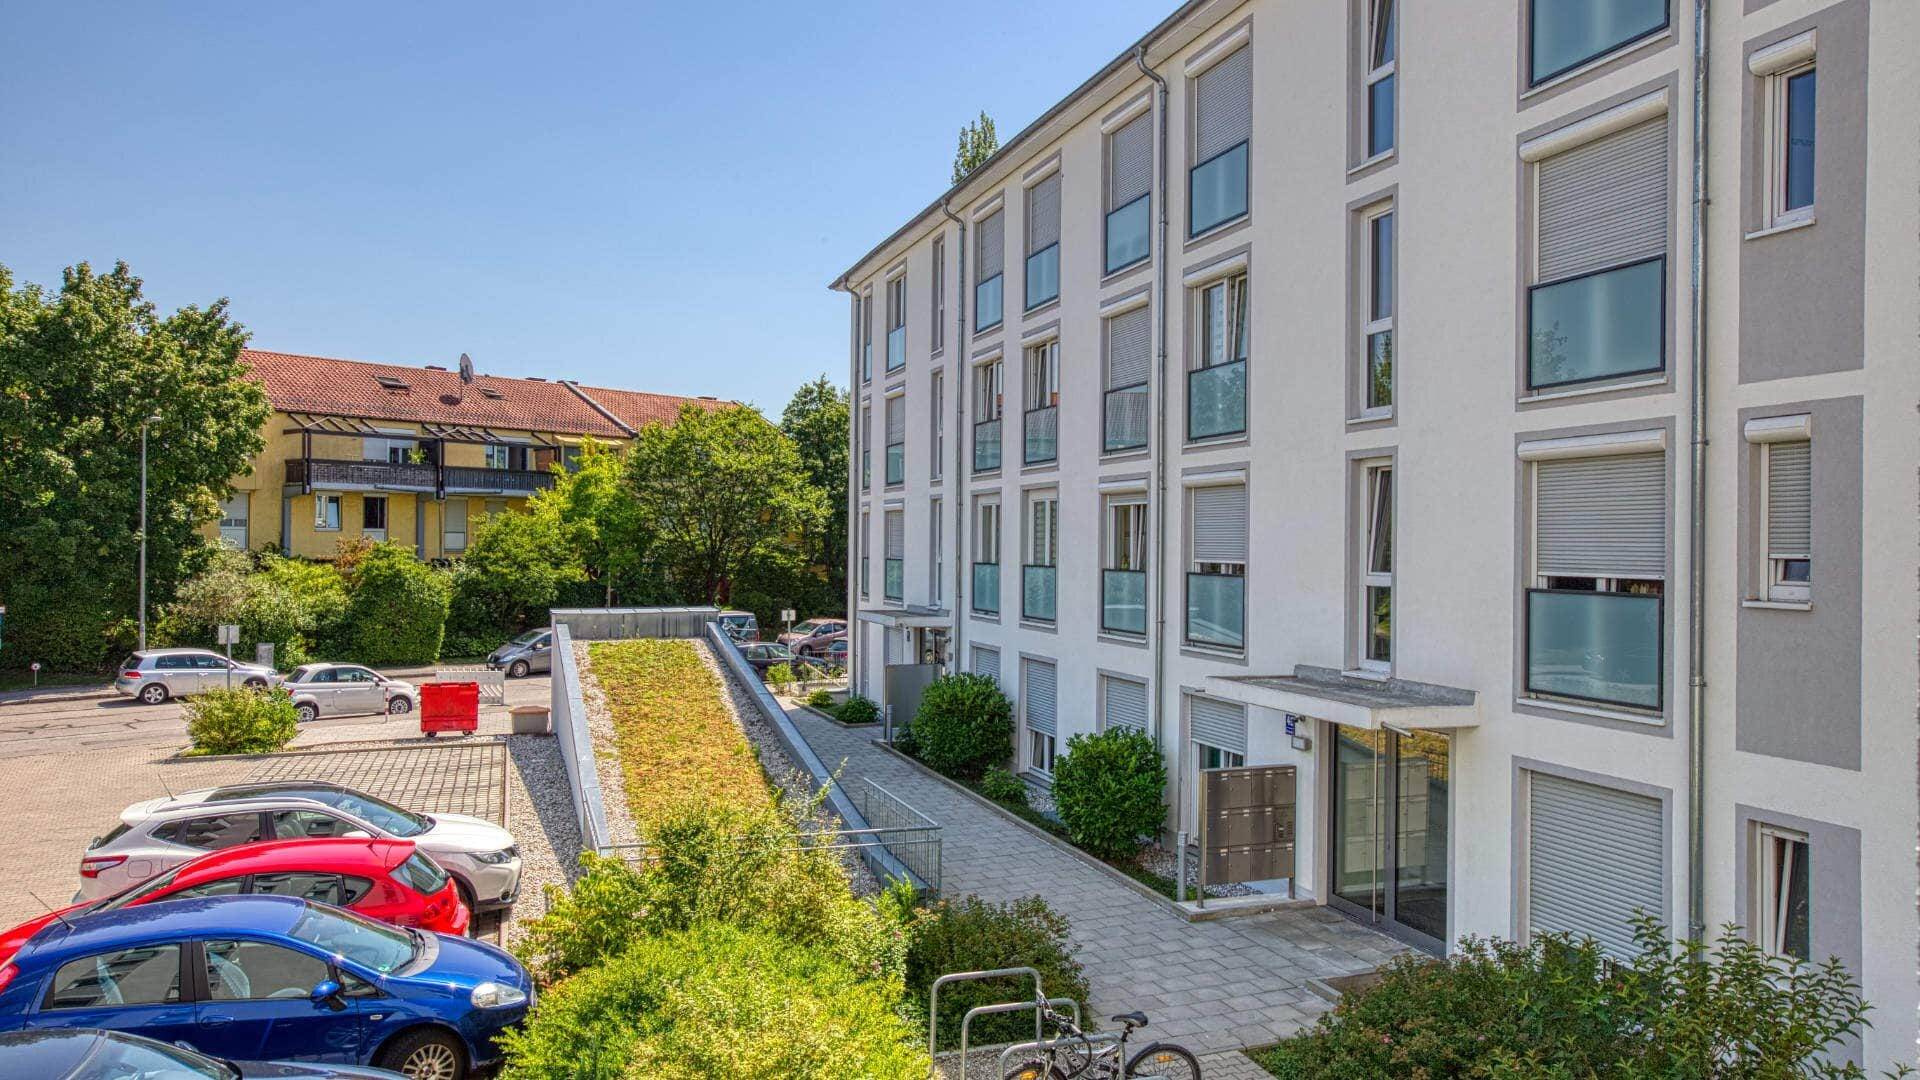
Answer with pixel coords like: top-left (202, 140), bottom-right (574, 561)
top-left (789, 709), bottom-right (1405, 1060)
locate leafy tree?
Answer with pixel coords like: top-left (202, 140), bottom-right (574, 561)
top-left (0, 261), bottom-right (269, 671)
top-left (537, 439), bottom-right (668, 606)
top-left (952, 111), bottom-right (1000, 184)
top-left (625, 403), bottom-right (826, 607)
top-left (778, 376), bottom-right (849, 606)
top-left (157, 547), bottom-right (345, 669)
top-left (446, 499), bottom-right (588, 648)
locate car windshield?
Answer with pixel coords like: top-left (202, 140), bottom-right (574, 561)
top-left (89, 823), bottom-right (131, 851)
top-left (98, 864), bottom-right (191, 910)
top-left (510, 630), bottom-right (546, 646)
top-left (287, 904), bottom-right (416, 974)
top-left (94, 1033), bottom-right (233, 1079)
top-left (791, 621), bottom-right (822, 634)
top-left (291, 789), bottom-right (429, 838)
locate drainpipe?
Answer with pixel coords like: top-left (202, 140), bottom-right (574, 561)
top-left (1136, 44), bottom-right (1173, 787)
top-left (943, 198), bottom-right (968, 668)
top-left (833, 277), bottom-right (863, 702)
top-left (1685, 0), bottom-right (1711, 946)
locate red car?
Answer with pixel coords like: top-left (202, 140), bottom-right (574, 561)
top-left (0, 837), bottom-right (468, 962)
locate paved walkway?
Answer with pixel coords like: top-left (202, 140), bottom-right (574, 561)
top-left (787, 709), bottom-right (1404, 1060)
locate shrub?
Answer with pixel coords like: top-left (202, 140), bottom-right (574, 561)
top-left (1050, 728), bottom-right (1166, 859)
top-left (159, 549), bottom-right (348, 668)
top-left (836, 694), bottom-right (879, 725)
top-left (910, 673), bottom-right (1013, 779)
top-left (333, 543), bottom-right (451, 665)
top-left (906, 895), bottom-right (1087, 1050)
top-left (766, 662), bottom-right (795, 692)
top-left (806, 688), bottom-right (834, 709)
top-left (498, 922), bottom-right (927, 1080)
top-left (978, 766), bottom-right (1029, 806)
top-left (184, 687), bottom-right (299, 755)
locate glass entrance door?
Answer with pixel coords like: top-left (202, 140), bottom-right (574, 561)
top-left (1327, 726), bottom-right (1450, 951)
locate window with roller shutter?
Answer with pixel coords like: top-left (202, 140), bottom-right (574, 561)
top-left (1764, 440), bottom-right (1811, 602)
top-left (1025, 174), bottom-right (1061, 310)
top-left (1106, 111), bottom-right (1152, 273)
top-left (1190, 45), bottom-right (1251, 237)
top-left (1186, 483), bottom-right (1248, 650)
top-left (1023, 658), bottom-right (1058, 774)
top-left (1524, 771), bottom-right (1665, 960)
top-left (976, 209), bottom-right (1005, 332)
top-left (1102, 676), bottom-right (1148, 734)
top-left (1104, 306), bottom-right (1151, 452)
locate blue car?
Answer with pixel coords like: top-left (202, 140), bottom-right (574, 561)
top-left (0, 895), bottom-right (532, 1080)
top-left (0, 1027), bottom-right (402, 1078)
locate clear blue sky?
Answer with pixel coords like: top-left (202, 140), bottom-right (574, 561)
top-left (1, 1), bottom-right (1170, 415)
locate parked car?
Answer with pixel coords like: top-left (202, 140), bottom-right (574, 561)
top-left (484, 629), bottom-right (552, 678)
top-left (276, 665), bottom-right (419, 722)
top-left (736, 642), bottom-right (796, 673)
top-left (114, 649), bottom-right (278, 706)
top-left (0, 1027), bottom-right (404, 1079)
top-left (793, 628), bottom-right (846, 660)
top-left (79, 782), bottom-right (521, 916)
top-left (776, 619), bottom-right (845, 651)
top-left (5, 839), bottom-right (468, 963)
top-left (715, 611), bottom-right (760, 642)
top-left (0, 895), bottom-right (533, 1080)
top-left (819, 638), bottom-right (848, 667)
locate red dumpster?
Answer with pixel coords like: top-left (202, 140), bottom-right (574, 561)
top-left (420, 681), bottom-right (480, 737)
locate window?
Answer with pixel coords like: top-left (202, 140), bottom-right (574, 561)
top-left (1102, 675), bottom-right (1149, 733)
top-left (886, 275), bottom-right (907, 372)
top-left (204, 940), bottom-right (331, 1001)
top-left (219, 494), bottom-right (249, 548)
top-left (1529, 0), bottom-right (1668, 85)
top-left (860, 510), bottom-right (871, 598)
top-left (1753, 34), bottom-right (1817, 229)
top-left (884, 394), bottom-right (905, 486)
top-left (861, 289), bottom-right (874, 382)
top-left (1198, 744), bottom-right (1244, 770)
top-left (313, 493), bottom-right (342, 531)
top-left (1364, 0), bottom-right (1396, 158)
top-left (1756, 434), bottom-right (1811, 602)
top-left (1190, 45), bottom-right (1251, 236)
top-left (976, 209), bottom-right (1005, 332)
top-left (1023, 491), bottom-right (1059, 622)
top-left (484, 498), bottom-right (506, 516)
top-left (1023, 658), bottom-right (1058, 774)
top-left (154, 813), bottom-right (264, 851)
top-left (929, 497), bottom-right (944, 605)
top-left (1779, 68), bottom-right (1816, 216)
top-left (1752, 824), bottom-right (1810, 961)
top-left (1187, 482), bottom-right (1248, 649)
top-left (1361, 207), bottom-right (1395, 412)
top-left (1190, 272), bottom-right (1249, 440)
top-left (1024, 340), bottom-right (1060, 465)
top-left (930, 369), bottom-right (944, 480)
top-left (484, 444), bottom-right (510, 470)
top-left (1359, 463), bottom-right (1393, 670)
top-left (47, 945), bottom-right (182, 1009)
top-left (1103, 495), bottom-right (1149, 635)
top-left (931, 235), bottom-right (946, 352)
top-left (1190, 696), bottom-right (1249, 785)
top-left (1106, 111), bottom-right (1153, 274)
top-left (972, 499), bottom-right (1002, 615)
top-left (1523, 446), bottom-right (1666, 711)
top-left (443, 498), bottom-right (468, 553)
top-left (861, 403), bottom-right (872, 489)
top-left (972, 643), bottom-right (1001, 682)
top-left (1025, 173), bottom-right (1061, 310)
top-left (363, 432), bottom-right (415, 464)
top-left (883, 509), bottom-right (904, 603)
top-left (251, 871), bottom-right (372, 907)
top-left (362, 495), bottom-right (388, 542)
top-left (1104, 306), bottom-right (1151, 451)
top-left (272, 809), bottom-right (354, 839)
top-left (1527, 117), bottom-right (1668, 390)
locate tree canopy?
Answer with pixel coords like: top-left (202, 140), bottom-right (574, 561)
top-left (952, 112), bottom-right (999, 184)
top-left (780, 376), bottom-right (849, 603)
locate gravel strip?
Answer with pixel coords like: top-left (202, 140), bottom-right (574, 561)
top-left (1137, 843), bottom-right (1256, 898)
top-left (501, 731), bottom-right (581, 947)
top-left (570, 641), bottom-right (642, 851)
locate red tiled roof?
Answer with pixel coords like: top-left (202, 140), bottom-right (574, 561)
top-left (241, 350), bottom-right (725, 439)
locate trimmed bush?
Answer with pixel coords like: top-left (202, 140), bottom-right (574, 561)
top-left (806, 688), bottom-right (834, 709)
top-left (910, 673), bottom-right (1013, 779)
top-left (498, 922), bottom-right (927, 1080)
top-left (766, 662), bottom-right (795, 692)
top-left (978, 766), bottom-right (1029, 806)
top-left (906, 894), bottom-right (1087, 1050)
top-left (333, 543), bottom-right (450, 665)
top-left (836, 694), bottom-right (879, 725)
top-left (1050, 727), bottom-right (1166, 859)
top-left (184, 687), bottom-right (299, 755)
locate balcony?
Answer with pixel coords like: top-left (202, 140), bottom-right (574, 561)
top-left (886, 325), bottom-right (906, 372)
top-left (973, 418), bottom-right (1002, 473)
top-left (1025, 243), bottom-right (1059, 310)
top-left (971, 562), bottom-right (1001, 615)
top-left (1022, 564), bottom-right (1057, 622)
top-left (441, 465), bottom-right (555, 495)
top-left (1189, 140), bottom-right (1248, 237)
top-left (1186, 572), bottom-right (1245, 650)
top-left (1188, 359), bottom-right (1246, 441)
top-left (1105, 194), bottom-right (1149, 275)
top-left (884, 558), bottom-right (904, 603)
top-left (885, 441), bottom-right (904, 486)
top-left (1525, 589), bottom-right (1662, 711)
top-left (1104, 384), bottom-right (1148, 452)
top-left (286, 459), bottom-right (436, 492)
top-left (1527, 257), bottom-right (1665, 390)
top-left (1024, 406), bottom-right (1058, 465)
top-left (1102, 569), bottom-right (1147, 635)
top-left (975, 274), bottom-right (1004, 332)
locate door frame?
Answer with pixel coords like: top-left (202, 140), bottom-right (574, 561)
top-left (1321, 724), bottom-right (1451, 955)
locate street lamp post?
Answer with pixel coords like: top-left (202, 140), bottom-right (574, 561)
top-left (137, 414), bottom-right (161, 652)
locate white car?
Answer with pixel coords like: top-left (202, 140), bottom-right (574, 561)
top-left (78, 781), bottom-right (522, 915)
top-left (276, 662), bottom-right (419, 722)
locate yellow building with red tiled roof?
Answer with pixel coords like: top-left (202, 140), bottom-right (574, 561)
top-left (211, 349), bottom-right (729, 560)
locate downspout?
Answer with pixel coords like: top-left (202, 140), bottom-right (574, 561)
top-left (942, 198), bottom-right (968, 668)
top-left (1136, 44), bottom-right (1173, 784)
top-left (834, 278), bottom-right (863, 702)
top-left (1685, 0), bottom-right (1711, 946)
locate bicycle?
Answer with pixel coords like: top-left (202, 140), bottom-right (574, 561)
top-left (1001, 996), bottom-right (1201, 1079)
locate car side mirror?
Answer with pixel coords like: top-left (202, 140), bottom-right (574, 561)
top-left (340, 829), bottom-right (372, 840)
top-left (310, 979), bottom-right (342, 1003)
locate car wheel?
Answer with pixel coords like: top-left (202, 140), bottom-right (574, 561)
top-left (388, 696), bottom-right (414, 715)
top-left (375, 1027), bottom-right (466, 1080)
top-left (507, 659), bottom-right (530, 678)
top-left (242, 677), bottom-right (267, 690)
top-left (295, 702), bottom-right (319, 723)
top-left (138, 683), bottom-right (169, 705)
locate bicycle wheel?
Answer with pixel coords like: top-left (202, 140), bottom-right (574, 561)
top-left (1125, 1041), bottom-right (1202, 1080)
top-left (1002, 1060), bottom-right (1068, 1080)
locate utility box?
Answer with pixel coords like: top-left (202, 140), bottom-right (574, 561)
top-left (255, 642), bottom-right (275, 668)
top-left (510, 704), bottom-right (552, 735)
top-left (420, 681), bottom-right (480, 737)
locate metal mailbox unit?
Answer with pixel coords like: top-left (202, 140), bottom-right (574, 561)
top-left (1197, 763), bottom-right (1297, 904)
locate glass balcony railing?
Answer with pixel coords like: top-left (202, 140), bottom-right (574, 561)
top-left (1025, 244), bottom-right (1060, 310)
top-left (1189, 141), bottom-right (1248, 237)
top-left (1022, 564), bottom-right (1058, 622)
top-left (1187, 359), bottom-right (1246, 441)
top-left (886, 325), bottom-right (905, 371)
top-left (1105, 195), bottom-right (1149, 275)
top-left (1186, 572), bottom-right (1245, 650)
top-left (971, 562), bottom-right (1001, 615)
top-left (860, 556), bottom-right (869, 597)
top-left (884, 558), bottom-right (903, 603)
top-left (861, 449), bottom-right (870, 489)
top-left (973, 417), bottom-right (1002, 473)
top-left (1102, 569), bottom-right (1148, 635)
top-left (861, 343), bottom-right (871, 382)
top-left (1104, 384), bottom-right (1148, 452)
top-left (885, 442), bottom-right (904, 485)
top-left (1024, 405), bottom-right (1058, 465)
top-left (975, 274), bottom-right (1004, 332)
top-left (1527, 257), bottom-right (1665, 390)
top-left (1525, 589), bottom-right (1662, 711)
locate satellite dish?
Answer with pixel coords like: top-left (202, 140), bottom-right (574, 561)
top-left (458, 353), bottom-right (474, 384)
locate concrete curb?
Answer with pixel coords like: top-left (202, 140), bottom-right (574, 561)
top-left (166, 734), bottom-right (509, 763)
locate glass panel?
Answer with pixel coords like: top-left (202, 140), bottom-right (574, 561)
top-left (1371, 213), bottom-right (1394, 320)
top-left (1189, 141), bottom-right (1249, 237)
top-left (1526, 589), bottom-right (1662, 709)
top-left (973, 418), bottom-right (1002, 472)
top-left (975, 274), bottom-right (1004, 331)
top-left (1185, 572), bottom-right (1245, 649)
top-left (1367, 585), bottom-right (1393, 663)
top-left (1188, 359), bottom-right (1247, 440)
top-left (1022, 565), bottom-right (1057, 622)
top-left (1102, 569), bottom-right (1148, 635)
top-left (885, 443), bottom-right (904, 485)
top-left (1332, 727), bottom-right (1386, 915)
top-left (971, 562), bottom-right (1000, 614)
top-left (1393, 731), bottom-right (1449, 942)
top-left (1105, 195), bottom-right (1150, 274)
top-left (1367, 73), bottom-right (1396, 158)
top-left (884, 558), bottom-right (903, 602)
top-left (1025, 244), bottom-right (1060, 310)
top-left (1367, 330), bottom-right (1394, 409)
top-left (1779, 837), bottom-right (1811, 960)
top-left (1530, 0), bottom-right (1668, 84)
top-left (1784, 70), bottom-right (1815, 211)
top-left (1024, 406), bottom-right (1058, 464)
top-left (886, 325), bottom-right (906, 371)
top-left (1104, 385), bottom-right (1149, 451)
top-left (1528, 258), bottom-right (1665, 388)
top-left (1374, 0), bottom-right (1396, 64)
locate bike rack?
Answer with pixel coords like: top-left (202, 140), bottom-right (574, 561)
top-left (996, 1030), bottom-right (1123, 1076)
top-left (927, 966), bottom-right (1081, 1080)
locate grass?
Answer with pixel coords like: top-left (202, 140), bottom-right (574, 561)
top-left (586, 639), bottom-right (773, 829)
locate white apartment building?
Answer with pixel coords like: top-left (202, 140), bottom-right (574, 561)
top-left (832, 0), bottom-right (1917, 1065)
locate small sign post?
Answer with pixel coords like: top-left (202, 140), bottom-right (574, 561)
top-left (29, 661), bottom-right (40, 688)
top-left (0, 603), bottom-right (7, 659)
top-left (218, 624), bottom-right (240, 689)
top-left (780, 608), bottom-right (797, 635)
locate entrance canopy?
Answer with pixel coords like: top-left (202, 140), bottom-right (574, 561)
top-left (855, 606), bottom-right (951, 630)
top-left (1207, 664), bottom-right (1479, 730)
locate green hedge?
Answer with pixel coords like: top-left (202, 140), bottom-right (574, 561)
top-left (905, 894), bottom-right (1087, 1051)
top-left (910, 673), bottom-right (1012, 779)
top-left (1051, 727), bottom-right (1166, 859)
top-left (184, 687), bottom-right (299, 755)
top-left (332, 543), bottom-right (451, 665)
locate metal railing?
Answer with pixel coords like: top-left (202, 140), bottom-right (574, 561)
top-left (442, 464), bottom-right (555, 494)
top-left (286, 458), bottom-right (437, 490)
top-left (850, 777), bottom-right (942, 897)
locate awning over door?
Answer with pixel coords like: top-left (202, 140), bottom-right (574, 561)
top-left (855, 607), bottom-right (951, 629)
top-left (1205, 664), bottom-right (1479, 730)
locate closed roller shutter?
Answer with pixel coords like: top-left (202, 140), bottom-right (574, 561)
top-left (972, 646), bottom-right (1000, 683)
top-left (1028, 174), bottom-right (1061, 253)
top-left (1189, 695), bottom-right (1246, 756)
top-left (1535, 454), bottom-right (1665, 579)
top-left (1110, 112), bottom-right (1153, 207)
top-left (1107, 307), bottom-right (1152, 389)
top-left (1766, 441), bottom-right (1811, 557)
top-left (978, 210), bottom-right (1004, 282)
top-left (1103, 677), bottom-right (1149, 732)
top-left (1536, 119), bottom-right (1667, 283)
top-left (1526, 772), bottom-right (1665, 959)
top-left (1194, 47), bottom-right (1252, 161)
top-left (884, 395), bottom-right (904, 444)
top-left (1190, 484), bottom-right (1249, 564)
top-left (884, 510), bottom-right (903, 559)
top-left (1024, 660), bottom-right (1057, 736)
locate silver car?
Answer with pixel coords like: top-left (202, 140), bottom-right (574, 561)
top-left (113, 648), bottom-right (278, 705)
top-left (277, 663), bottom-right (419, 722)
top-left (78, 781), bottom-right (523, 914)
top-left (486, 629), bottom-right (552, 678)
